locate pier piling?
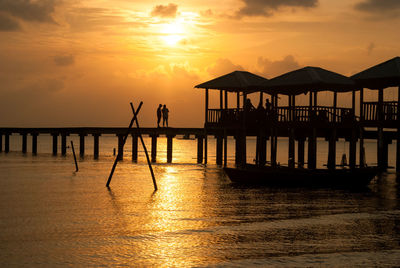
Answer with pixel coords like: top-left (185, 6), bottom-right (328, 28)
top-left (167, 135), bottom-right (174, 163)
top-left (31, 133), bottom-right (38, 155)
top-left (196, 135), bottom-right (203, 164)
top-left (216, 135), bottom-right (223, 165)
top-left (288, 129), bottom-right (295, 168)
top-left (21, 133), bottom-right (27, 153)
top-left (308, 129), bottom-right (317, 169)
top-left (349, 129), bottom-right (357, 169)
top-left (0, 133), bottom-right (2, 152)
top-left (131, 134), bottom-right (138, 162)
top-left (61, 134), bottom-right (68, 156)
top-left (5, 133), bottom-right (9, 153)
top-left (298, 138), bottom-right (305, 168)
top-left (117, 134), bottom-right (124, 160)
top-left (151, 134), bottom-right (158, 163)
top-left (93, 134), bottom-right (100, 159)
top-left (79, 134), bottom-right (86, 158)
top-left (328, 129), bottom-right (337, 170)
top-left (52, 133), bottom-right (58, 155)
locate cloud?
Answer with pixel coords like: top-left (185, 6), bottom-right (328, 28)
top-left (0, 12), bottom-right (20, 31)
top-left (54, 55), bottom-right (75, 66)
top-left (257, 55), bottom-right (300, 77)
top-left (355, 0), bottom-right (400, 17)
top-left (207, 58), bottom-right (244, 76)
top-left (236, 0), bottom-right (318, 18)
top-left (151, 3), bottom-right (178, 18)
top-left (0, 0), bottom-right (59, 23)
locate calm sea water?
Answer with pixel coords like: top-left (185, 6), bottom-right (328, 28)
top-left (1, 135), bottom-right (400, 267)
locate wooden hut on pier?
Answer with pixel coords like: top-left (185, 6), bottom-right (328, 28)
top-left (351, 56), bottom-right (400, 171)
top-left (195, 70), bottom-right (269, 165)
top-left (258, 66), bottom-right (359, 170)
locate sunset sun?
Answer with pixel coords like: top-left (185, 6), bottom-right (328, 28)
top-left (160, 21), bottom-right (185, 46)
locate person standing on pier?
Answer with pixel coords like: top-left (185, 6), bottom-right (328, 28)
top-left (162, 104), bottom-right (169, 127)
top-left (157, 104), bottom-right (162, 127)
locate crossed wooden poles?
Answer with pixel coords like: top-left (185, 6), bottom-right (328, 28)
top-left (106, 101), bottom-right (158, 191)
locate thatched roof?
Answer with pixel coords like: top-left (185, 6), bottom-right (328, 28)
top-left (259, 66), bottom-right (356, 95)
top-left (195, 71), bottom-right (268, 92)
top-left (351, 56), bottom-right (400, 89)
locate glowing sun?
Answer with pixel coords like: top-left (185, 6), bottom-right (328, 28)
top-left (160, 21), bottom-right (185, 46)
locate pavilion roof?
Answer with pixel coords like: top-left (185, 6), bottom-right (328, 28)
top-left (351, 56), bottom-right (400, 89)
top-left (259, 66), bottom-right (356, 95)
top-left (194, 71), bottom-right (268, 92)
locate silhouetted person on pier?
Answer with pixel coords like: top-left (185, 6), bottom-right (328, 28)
top-left (162, 104), bottom-right (169, 127)
top-left (245, 99), bottom-right (255, 113)
top-left (157, 104), bottom-right (162, 127)
top-left (265, 99), bottom-right (271, 113)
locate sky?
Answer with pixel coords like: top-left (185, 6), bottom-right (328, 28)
top-left (0, 0), bottom-right (399, 127)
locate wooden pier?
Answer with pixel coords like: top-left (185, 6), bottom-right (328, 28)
top-left (1, 57), bottom-right (399, 173)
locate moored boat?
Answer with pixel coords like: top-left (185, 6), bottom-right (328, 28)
top-left (224, 164), bottom-right (379, 188)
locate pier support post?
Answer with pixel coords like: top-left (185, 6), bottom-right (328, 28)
top-left (21, 133), bottom-right (27, 153)
top-left (151, 134), bottom-right (158, 163)
top-left (167, 135), bottom-right (174, 163)
top-left (377, 127), bottom-right (384, 170)
top-left (216, 135), bottom-right (223, 165)
top-left (196, 135), bottom-right (203, 164)
top-left (79, 134), bottom-right (86, 158)
top-left (117, 134), bottom-right (124, 160)
top-left (235, 132), bottom-right (246, 166)
top-left (31, 133), bottom-right (38, 155)
top-left (327, 129), bottom-right (337, 170)
top-left (61, 134), bottom-right (68, 156)
top-left (5, 133), bottom-right (10, 153)
top-left (308, 128), bottom-right (317, 169)
top-left (257, 134), bottom-right (267, 166)
top-left (397, 128), bottom-right (400, 172)
top-left (382, 138), bottom-right (390, 170)
top-left (0, 133), bottom-right (2, 152)
top-left (298, 138), bottom-right (305, 168)
top-left (204, 135), bottom-right (208, 164)
top-left (288, 129), bottom-right (295, 168)
top-left (270, 129), bottom-right (277, 168)
top-left (132, 134), bottom-right (138, 162)
top-left (52, 133), bottom-right (58, 156)
top-left (349, 128), bottom-right (357, 169)
top-left (359, 129), bottom-right (365, 168)
top-left (93, 134), bottom-right (100, 159)
top-left (223, 130), bottom-right (228, 167)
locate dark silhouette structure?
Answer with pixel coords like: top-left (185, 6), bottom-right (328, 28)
top-left (195, 58), bottom-right (400, 174)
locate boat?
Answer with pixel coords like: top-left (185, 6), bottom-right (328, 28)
top-left (223, 164), bottom-right (379, 188)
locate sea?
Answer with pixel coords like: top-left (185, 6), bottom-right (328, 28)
top-left (1, 134), bottom-right (400, 267)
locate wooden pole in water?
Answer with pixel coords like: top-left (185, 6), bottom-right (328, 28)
top-left (71, 140), bottom-right (79, 172)
top-left (106, 102), bottom-right (143, 187)
top-left (397, 86), bottom-right (400, 172)
top-left (130, 103), bottom-right (157, 191)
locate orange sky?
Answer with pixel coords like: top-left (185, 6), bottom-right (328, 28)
top-left (0, 0), bottom-right (399, 127)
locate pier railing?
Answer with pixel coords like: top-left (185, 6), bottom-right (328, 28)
top-left (362, 101), bottom-right (398, 121)
top-left (207, 106), bottom-right (355, 126)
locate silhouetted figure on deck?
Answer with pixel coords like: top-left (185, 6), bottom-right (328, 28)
top-left (162, 104), bottom-right (169, 127)
top-left (156, 104), bottom-right (162, 127)
top-left (245, 99), bottom-right (255, 113)
top-left (265, 99), bottom-right (271, 112)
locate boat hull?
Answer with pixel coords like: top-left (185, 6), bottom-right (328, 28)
top-left (224, 165), bottom-right (379, 188)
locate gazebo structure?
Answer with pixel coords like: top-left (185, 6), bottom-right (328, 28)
top-left (351, 56), bottom-right (400, 171)
top-left (259, 66), bottom-right (359, 170)
top-left (195, 70), bottom-right (269, 165)
top-left (194, 58), bottom-right (400, 172)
